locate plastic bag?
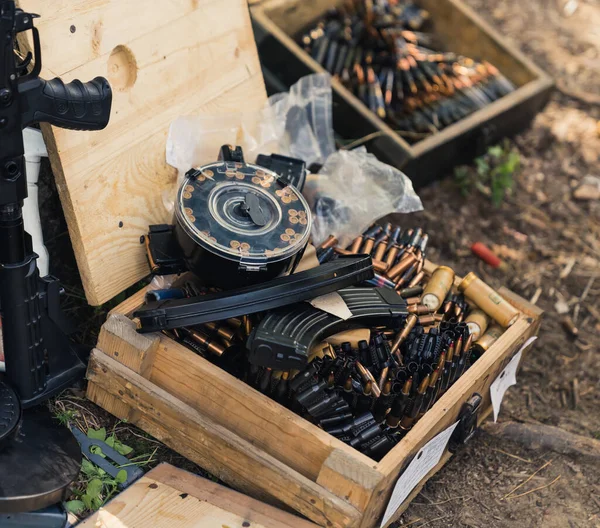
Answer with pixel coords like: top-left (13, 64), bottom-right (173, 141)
top-left (304, 148), bottom-right (423, 248)
top-left (164, 74), bottom-right (336, 211)
top-left (268, 73), bottom-right (336, 166)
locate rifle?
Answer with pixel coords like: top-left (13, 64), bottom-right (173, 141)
top-left (0, 0), bottom-right (112, 408)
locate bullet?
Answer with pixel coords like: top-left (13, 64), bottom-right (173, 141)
top-left (422, 266), bottom-right (455, 312)
top-left (464, 309), bottom-right (490, 340)
top-left (356, 361), bottom-right (381, 398)
top-left (387, 252), bottom-right (417, 280)
top-left (399, 285), bottom-right (424, 298)
top-left (349, 235), bottom-right (363, 253)
top-left (386, 378), bottom-right (412, 428)
top-left (188, 329), bottom-right (226, 356)
top-left (458, 272), bottom-right (520, 327)
top-left (408, 270), bottom-right (425, 288)
top-left (384, 245), bottom-right (400, 267)
top-left (374, 238), bottom-right (388, 262)
top-left (319, 235), bottom-right (338, 249)
top-left (391, 313), bottom-right (418, 357)
top-left (372, 259), bottom-right (390, 273)
top-left (202, 321), bottom-right (236, 341)
top-left (408, 304), bottom-right (431, 315)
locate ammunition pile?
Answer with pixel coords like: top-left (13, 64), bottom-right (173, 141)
top-left (300, 0), bottom-right (515, 141)
top-left (158, 220), bottom-right (520, 460)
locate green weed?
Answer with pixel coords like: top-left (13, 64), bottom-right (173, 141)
top-left (454, 141), bottom-right (521, 206)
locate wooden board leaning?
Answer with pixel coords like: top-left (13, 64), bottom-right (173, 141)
top-left (17, 0), bottom-right (267, 305)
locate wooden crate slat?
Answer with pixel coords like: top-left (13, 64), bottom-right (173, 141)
top-left (87, 350), bottom-right (362, 528)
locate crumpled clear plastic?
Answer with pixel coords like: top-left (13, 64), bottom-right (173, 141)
top-left (304, 148), bottom-right (423, 248)
top-left (164, 74), bottom-right (335, 212)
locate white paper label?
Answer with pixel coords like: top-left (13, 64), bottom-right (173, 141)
top-left (380, 421), bottom-right (460, 527)
top-left (309, 292), bottom-right (353, 320)
top-left (490, 336), bottom-right (537, 422)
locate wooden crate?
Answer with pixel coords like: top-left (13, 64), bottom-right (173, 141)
top-left (251, 0), bottom-right (553, 187)
top-left (86, 263), bottom-right (542, 528)
top-left (80, 463), bottom-right (318, 527)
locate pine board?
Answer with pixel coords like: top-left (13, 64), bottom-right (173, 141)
top-left (80, 463), bottom-right (318, 528)
top-left (18, 0), bottom-right (267, 304)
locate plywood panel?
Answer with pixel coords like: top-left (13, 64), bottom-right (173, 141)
top-left (80, 463), bottom-right (319, 528)
top-left (19, 0), bottom-right (267, 304)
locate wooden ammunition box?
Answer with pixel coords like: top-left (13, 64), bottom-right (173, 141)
top-left (86, 263), bottom-right (542, 527)
top-left (251, 0), bottom-right (553, 187)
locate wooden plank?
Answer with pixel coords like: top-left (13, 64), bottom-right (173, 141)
top-left (86, 382), bottom-right (140, 423)
top-left (19, 0), bottom-right (267, 305)
top-left (148, 334), bottom-right (376, 483)
top-left (87, 350), bottom-right (362, 528)
top-left (80, 463), bottom-right (318, 528)
top-left (97, 313), bottom-right (159, 376)
top-left (109, 286), bottom-right (148, 318)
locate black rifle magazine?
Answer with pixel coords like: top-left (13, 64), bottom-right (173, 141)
top-left (134, 255), bottom-right (373, 332)
top-left (247, 287), bottom-right (408, 370)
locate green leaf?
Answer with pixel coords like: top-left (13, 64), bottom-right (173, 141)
top-left (90, 445), bottom-right (105, 458)
top-left (81, 494), bottom-right (93, 510)
top-left (65, 500), bottom-right (85, 515)
top-left (114, 441), bottom-right (133, 456)
top-left (87, 427), bottom-right (107, 442)
top-left (475, 158), bottom-right (490, 177)
top-left (487, 145), bottom-right (503, 158)
top-left (115, 469), bottom-right (127, 484)
top-left (91, 496), bottom-right (103, 510)
top-left (81, 459), bottom-right (97, 476)
top-left (105, 435), bottom-right (116, 448)
top-left (87, 478), bottom-right (104, 499)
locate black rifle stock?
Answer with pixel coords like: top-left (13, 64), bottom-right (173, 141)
top-left (0, 1), bottom-right (112, 407)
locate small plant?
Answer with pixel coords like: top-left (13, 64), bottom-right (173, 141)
top-left (54, 408), bottom-right (78, 427)
top-left (454, 141), bottom-right (520, 206)
top-left (64, 426), bottom-right (136, 516)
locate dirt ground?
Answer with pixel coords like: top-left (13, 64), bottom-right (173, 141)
top-left (37, 0), bottom-right (600, 526)
top-left (398, 0), bottom-right (600, 526)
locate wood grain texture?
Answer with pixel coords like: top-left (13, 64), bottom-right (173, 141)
top-left (149, 334), bottom-right (374, 482)
top-left (18, 0), bottom-right (267, 305)
top-left (97, 313), bottom-right (159, 376)
top-left (87, 350), bottom-right (361, 527)
top-left (80, 463), bottom-right (318, 528)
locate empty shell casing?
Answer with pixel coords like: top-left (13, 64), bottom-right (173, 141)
top-left (421, 266), bottom-right (455, 312)
top-left (458, 272), bottom-right (520, 327)
top-left (464, 308), bottom-right (490, 340)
